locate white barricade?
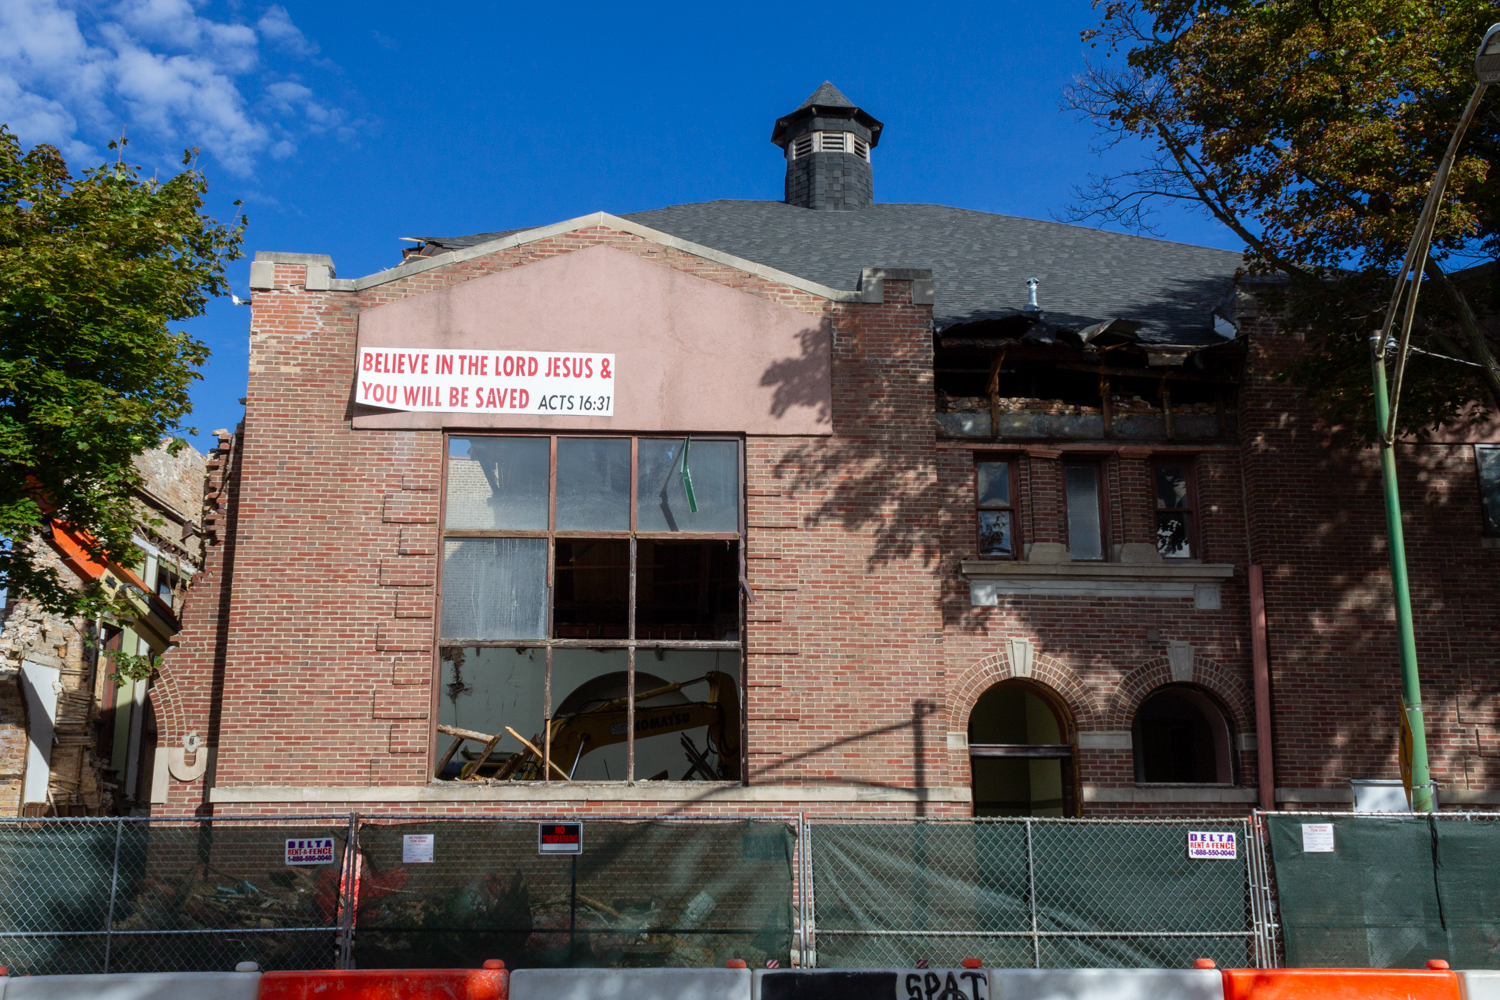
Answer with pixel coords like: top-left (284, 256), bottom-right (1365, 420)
top-left (756, 968), bottom-right (990, 1000)
top-left (1462, 971), bottom-right (1500, 1000)
top-left (1, 970), bottom-right (260, 1000)
top-left (988, 968), bottom-right (1224, 1000)
top-left (511, 967), bottom-right (752, 1000)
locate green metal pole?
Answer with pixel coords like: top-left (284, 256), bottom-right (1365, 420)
top-left (1370, 336), bottom-right (1434, 812)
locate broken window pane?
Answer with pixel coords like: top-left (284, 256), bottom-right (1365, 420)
top-left (976, 461), bottom-right (1011, 507)
top-left (1064, 465), bottom-right (1103, 561)
top-left (1155, 464), bottom-right (1192, 558)
top-left (633, 649), bottom-right (741, 782)
top-left (436, 647), bottom-right (544, 780)
top-left (636, 540), bottom-right (740, 641)
top-left (637, 438), bottom-right (740, 533)
top-left (1156, 465), bottom-right (1189, 510)
top-left (553, 539), bottom-right (629, 639)
top-left (550, 649), bottom-right (631, 781)
top-left (556, 438), bottom-right (630, 531)
top-left (1157, 514), bottom-right (1190, 558)
top-left (440, 538), bottom-right (548, 640)
top-left (978, 511), bottom-right (1013, 557)
top-left (446, 436), bottom-right (549, 530)
top-left (1479, 445), bottom-right (1500, 536)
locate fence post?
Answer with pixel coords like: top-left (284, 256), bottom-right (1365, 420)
top-left (796, 813), bottom-right (807, 969)
top-left (804, 819), bottom-right (817, 969)
top-left (1245, 812), bottom-right (1282, 968)
top-left (1025, 818), bottom-right (1039, 969)
top-left (101, 817), bottom-right (124, 974)
top-left (339, 813), bottom-right (359, 970)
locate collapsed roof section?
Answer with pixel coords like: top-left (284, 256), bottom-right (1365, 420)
top-left (935, 312), bottom-right (1244, 443)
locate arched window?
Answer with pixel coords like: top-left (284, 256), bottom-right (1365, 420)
top-left (968, 681), bottom-right (1076, 817)
top-left (1132, 685), bottom-right (1236, 784)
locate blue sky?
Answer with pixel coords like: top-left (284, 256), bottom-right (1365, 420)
top-left (1, 0), bottom-right (1243, 453)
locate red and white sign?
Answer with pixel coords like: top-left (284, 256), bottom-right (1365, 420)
top-left (539, 822), bottom-right (583, 855)
top-left (356, 348), bottom-right (614, 416)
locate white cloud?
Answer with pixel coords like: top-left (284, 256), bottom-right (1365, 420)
top-left (257, 5), bottom-right (317, 58)
top-left (0, 0), bottom-right (350, 176)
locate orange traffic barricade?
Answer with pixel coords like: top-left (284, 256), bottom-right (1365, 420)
top-left (258, 961), bottom-right (508, 1000)
top-left (1222, 967), bottom-right (1461, 1000)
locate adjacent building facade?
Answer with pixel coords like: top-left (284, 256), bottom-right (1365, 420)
top-left (1, 441), bottom-right (207, 815)
top-left (153, 84), bottom-right (1500, 819)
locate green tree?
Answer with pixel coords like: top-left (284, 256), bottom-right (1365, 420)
top-left (1064, 1), bottom-right (1500, 436)
top-left (0, 128), bottom-right (244, 617)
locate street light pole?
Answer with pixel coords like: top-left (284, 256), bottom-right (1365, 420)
top-left (1371, 23), bottom-right (1500, 813)
top-left (1369, 337), bottom-right (1433, 812)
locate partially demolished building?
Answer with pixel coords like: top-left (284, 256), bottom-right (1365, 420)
top-left (0, 441), bottom-right (208, 815)
top-left (155, 84), bottom-right (1500, 818)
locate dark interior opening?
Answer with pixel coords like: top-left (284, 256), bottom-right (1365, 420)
top-left (636, 540), bottom-right (739, 641)
top-left (553, 539), bottom-right (629, 638)
top-left (1133, 686), bottom-right (1230, 783)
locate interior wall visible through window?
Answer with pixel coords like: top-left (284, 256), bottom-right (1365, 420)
top-left (1063, 462), bottom-right (1105, 561)
top-left (438, 435), bottom-right (744, 784)
top-left (975, 458), bottom-right (1018, 558)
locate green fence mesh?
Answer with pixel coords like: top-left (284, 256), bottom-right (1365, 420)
top-left (349, 819), bottom-right (795, 970)
top-left (809, 819), bottom-right (1256, 969)
top-left (1267, 814), bottom-right (1500, 969)
top-left (0, 819), bottom-right (349, 976)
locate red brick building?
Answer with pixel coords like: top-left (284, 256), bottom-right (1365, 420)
top-left (153, 84), bottom-right (1500, 819)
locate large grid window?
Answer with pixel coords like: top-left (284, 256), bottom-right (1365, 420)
top-left (438, 435), bottom-right (744, 784)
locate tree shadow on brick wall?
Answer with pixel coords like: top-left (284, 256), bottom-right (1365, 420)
top-left (759, 323), bottom-right (956, 571)
top-left (666, 700), bottom-right (941, 816)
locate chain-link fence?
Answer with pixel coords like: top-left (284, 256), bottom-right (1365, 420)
top-left (1261, 810), bottom-right (1500, 970)
top-left (0, 814), bottom-right (796, 976)
top-left (0, 815), bottom-right (355, 976)
top-left (802, 817), bottom-right (1277, 970)
top-left (349, 816), bottom-right (796, 971)
top-left (3, 812), bottom-right (1284, 974)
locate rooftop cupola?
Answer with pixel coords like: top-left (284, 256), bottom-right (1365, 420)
top-left (771, 82), bottom-right (883, 210)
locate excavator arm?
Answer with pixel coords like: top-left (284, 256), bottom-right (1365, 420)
top-left (497, 670), bottom-right (740, 782)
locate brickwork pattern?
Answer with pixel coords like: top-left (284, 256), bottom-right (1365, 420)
top-left (1236, 291), bottom-right (1500, 797)
top-left (158, 223), bottom-right (1499, 822)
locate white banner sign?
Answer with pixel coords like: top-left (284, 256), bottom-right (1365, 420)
top-left (357, 348), bottom-right (614, 416)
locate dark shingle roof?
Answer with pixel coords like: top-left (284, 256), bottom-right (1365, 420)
top-left (418, 200), bottom-right (1245, 344)
top-left (799, 82), bottom-right (854, 109)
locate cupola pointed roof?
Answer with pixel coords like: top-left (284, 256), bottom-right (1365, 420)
top-left (798, 81), bottom-right (855, 110)
top-left (771, 82), bottom-right (883, 148)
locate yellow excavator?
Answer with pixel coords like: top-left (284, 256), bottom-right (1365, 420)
top-left (471, 671), bottom-right (741, 782)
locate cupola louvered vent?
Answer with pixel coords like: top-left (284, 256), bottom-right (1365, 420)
top-left (785, 131), bottom-right (872, 161)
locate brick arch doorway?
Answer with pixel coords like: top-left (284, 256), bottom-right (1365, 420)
top-left (968, 679), bottom-right (1079, 817)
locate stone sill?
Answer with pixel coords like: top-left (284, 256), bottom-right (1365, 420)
top-left (1083, 785), bottom-right (1256, 804)
top-left (962, 560), bottom-right (1234, 581)
top-left (209, 783), bottom-right (973, 804)
top-left (963, 559), bottom-right (1234, 604)
top-left (1275, 787), bottom-right (1500, 806)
